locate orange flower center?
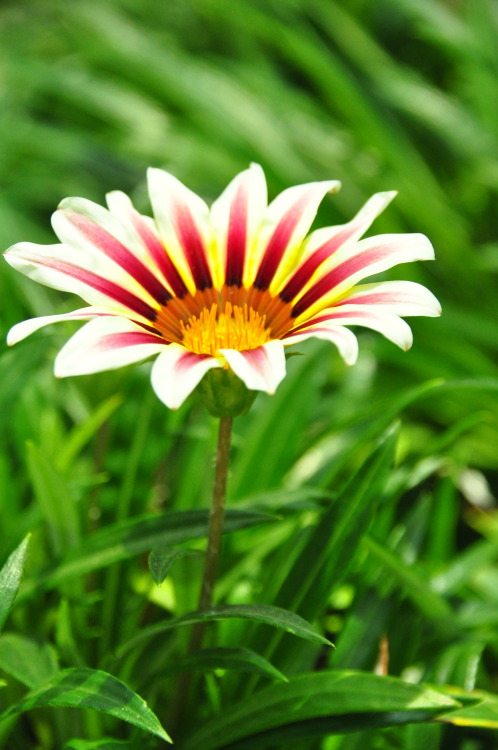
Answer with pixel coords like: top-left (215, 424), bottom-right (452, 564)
top-left (180, 302), bottom-right (271, 356)
top-left (152, 285), bottom-right (294, 355)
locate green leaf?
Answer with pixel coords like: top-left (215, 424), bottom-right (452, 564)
top-left (245, 426), bottom-right (398, 681)
top-left (20, 510), bottom-right (274, 599)
top-left (0, 668), bottom-right (171, 742)
top-left (438, 687), bottom-right (498, 729)
top-left (0, 633), bottom-right (59, 688)
top-left (117, 604), bottom-right (331, 659)
top-left (361, 535), bottom-right (457, 630)
top-left (0, 535), bottom-right (30, 633)
top-left (56, 393), bottom-right (123, 472)
top-left (182, 671), bottom-right (459, 749)
top-left (148, 546), bottom-right (203, 586)
top-left (65, 739), bottom-right (131, 750)
top-left (167, 647), bottom-right (287, 682)
top-left (26, 441), bottom-right (80, 556)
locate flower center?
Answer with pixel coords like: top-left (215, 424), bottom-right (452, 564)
top-left (180, 302), bottom-right (271, 356)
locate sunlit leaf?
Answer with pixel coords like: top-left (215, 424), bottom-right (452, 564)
top-left (0, 668), bottom-right (171, 742)
top-left (0, 535), bottom-right (30, 634)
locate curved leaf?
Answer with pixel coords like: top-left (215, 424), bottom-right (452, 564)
top-left (182, 670), bottom-right (459, 749)
top-left (117, 604), bottom-right (331, 659)
top-left (20, 510), bottom-right (274, 599)
top-left (0, 668), bottom-right (171, 743)
top-left (166, 647), bottom-right (287, 682)
top-left (0, 633), bottom-right (59, 688)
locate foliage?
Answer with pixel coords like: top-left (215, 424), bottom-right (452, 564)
top-left (0, 0), bottom-right (497, 748)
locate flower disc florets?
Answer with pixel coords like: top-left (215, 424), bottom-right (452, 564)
top-left (4, 164), bottom-right (441, 410)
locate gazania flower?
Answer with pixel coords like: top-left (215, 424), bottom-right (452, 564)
top-left (4, 165), bottom-right (440, 409)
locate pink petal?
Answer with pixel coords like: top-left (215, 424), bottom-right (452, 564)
top-left (54, 199), bottom-right (170, 305)
top-left (54, 317), bottom-right (167, 377)
top-left (7, 307), bottom-right (111, 345)
top-left (279, 191), bottom-right (397, 302)
top-left (220, 340), bottom-right (286, 394)
top-left (292, 233), bottom-right (435, 318)
top-left (336, 280), bottom-right (441, 317)
top-left (150, 344), bottom-right (221, 409)
top-left (283, 325), bottom-right (358, 365)
top-left (106, 191), bottom-right (189, 298)
top-left (4, 243), bottom-right (158, 321)
top-left (210, 164), bottom-right (267, 288)
top-left (147, 168), bottom-right (215, 293)
top-left (288, 308), bottom-right (413, 350)
top-left (249, 179), bottom-right (340, 291)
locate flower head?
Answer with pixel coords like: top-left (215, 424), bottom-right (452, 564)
top-left (4, 165), bottom-right (440, 409)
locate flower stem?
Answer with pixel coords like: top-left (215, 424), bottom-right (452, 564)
top-left (170, 417), bottom-right (233, 732)
top-left (188, 415), bottom-right (233, 652)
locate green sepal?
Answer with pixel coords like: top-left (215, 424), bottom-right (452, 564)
top-left (198, 368), bottom-right (257, 417)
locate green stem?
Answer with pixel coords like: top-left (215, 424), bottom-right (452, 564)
top-left (189, 416), bottom-right (233, 651)
top-left (170, 417), bottom-right (233, 733)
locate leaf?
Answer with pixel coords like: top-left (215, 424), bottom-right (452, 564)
top-left (116, 604), bottom-right (331, 659)
top-left (437, 687), bottom-right (498, 729)
top-left (148, 546), bottom-right (203, 586)
top-left (26, 441), bottom-right (80, 556)
top-left (181, 670), bottom-right (459, 749)
top-left (0, 633), bottom-right (59, 688)
top-left (56, 393), bottom-right (123, 472)
top-left (167, 647), bottom-right (287, 682)
top-left (0, 668), bottom-right (171, 742)
top-left (20, 510), bottom-right (274, 599)
top-left (361, 535), bottom-right (457, 631)
top-left (0, 535), bottom-right (30, 633)
top-left (245, 426), bottom-right (398, 680)
top-left (65, 739), bottom-right (131, 750)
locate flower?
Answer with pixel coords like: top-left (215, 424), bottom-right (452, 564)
top-left (4, 165), bottom-right (440, 409)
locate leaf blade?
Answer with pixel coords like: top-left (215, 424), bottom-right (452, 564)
top-left (0, 535), bottom-right (30, 633)
top-left (0, 668), bottom-right (171, 743)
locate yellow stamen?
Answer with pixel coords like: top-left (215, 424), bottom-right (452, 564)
top-left (180, 302), bottom-right (271, 356)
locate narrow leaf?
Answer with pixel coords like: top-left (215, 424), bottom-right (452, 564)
top-left (26, 441), bottom-right (80, 555)
top-left (65, 739), bottom-right (131, 750)
top-left (57, 393), bottom-right (123, 472)
top-left (438, 687), bottom-right (498, 729)
top-left (167, 647), bottom-right (287, 682)
top-left (0, 535), bottom-right (30, 633)
top-left (362, 534), bottom-right (457, 630)
top-left (20, 510), bottom-right (274, 599)
top-left (117, 604), bottom-right (330, 659)
top-left (182, 671), bottom-right (459, 750)
top-left (0, 633), bottom-right (58, 688)
top-left (0, 668), bottom-right (171, 742)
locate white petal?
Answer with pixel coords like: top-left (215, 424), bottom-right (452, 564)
top-left (291, 309), bottom-right (413, 351)
top-left (7, 307), bottom-right (108, 345)
top-left (105, 190), bottom-right (188, 297)
top-left (292, 232), bottom-right (436, 320)
top-left (244, 178), bottom-right (341, 290)
top-left (150, 343), bottom-right (221, 410)
top-left (53, 198), bottom-right (166, 306)
top-left (54, 317), bottom-right (166, 377)
top-left (284, 325), bottom-right (359, 365)
top-left (147, 168), bottom-right (215, 294)
top-left (220, 340), bottom-right (287, 394)
top-left (4, 242), bottom-right (158, 322)
top-left (303, 191), bottom-right (398, 258)
top-left (210, 163), bottom-right (267, 288)
top-left (338, 280), bottom-right (442, 317)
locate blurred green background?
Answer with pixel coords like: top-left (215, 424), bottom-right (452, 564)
top-left (0, 1), bottom-right (497, 748)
